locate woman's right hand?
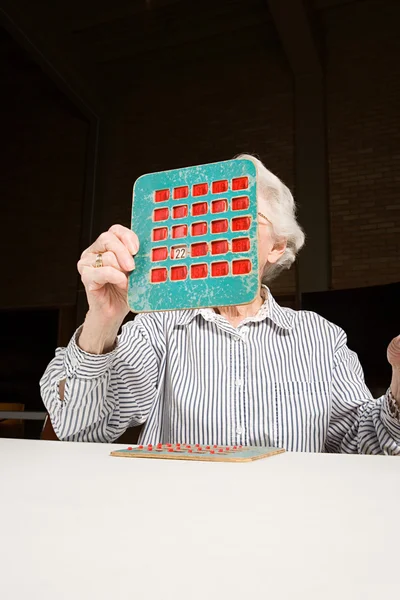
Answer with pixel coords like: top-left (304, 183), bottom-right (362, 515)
top-left (77, 225), bottom-right (139, 347)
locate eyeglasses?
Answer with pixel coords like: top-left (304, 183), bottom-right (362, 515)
top-left (257, 211), bottom-right (271, 225)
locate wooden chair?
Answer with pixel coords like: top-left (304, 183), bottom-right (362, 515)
top-left (0, 403), bottom-right (25, 439)
top-left (41, 415), bottom-right (59, 441)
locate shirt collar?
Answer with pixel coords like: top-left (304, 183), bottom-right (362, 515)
top-left (176, 286), bottom-right (294, 330)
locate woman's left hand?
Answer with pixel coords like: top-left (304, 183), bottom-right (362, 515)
top-left (387, 335), bottom-right (400, 404)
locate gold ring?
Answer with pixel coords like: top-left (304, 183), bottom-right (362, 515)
top-left (94, 253), bottom-right (103, 268)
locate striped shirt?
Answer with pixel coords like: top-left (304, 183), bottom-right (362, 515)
top-left (40, 288), bottom-right (400, 454)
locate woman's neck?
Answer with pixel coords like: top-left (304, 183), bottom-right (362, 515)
top-left (214, 289), bottom-right (266, 328)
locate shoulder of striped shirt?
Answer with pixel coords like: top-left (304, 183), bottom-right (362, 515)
top-left (127, 304), bottom-right (343, 344)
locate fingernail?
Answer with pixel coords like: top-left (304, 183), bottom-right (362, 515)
top-left (126, 257), bottom-right (135, 271)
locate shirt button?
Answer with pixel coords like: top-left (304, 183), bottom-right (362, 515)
top-left (236, 426), bottom-right (243, 435)
top-left (235, 379), bottom-right (243, 387)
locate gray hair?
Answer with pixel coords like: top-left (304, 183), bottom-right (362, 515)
top-left (236, 154), bottom-right (305, 283)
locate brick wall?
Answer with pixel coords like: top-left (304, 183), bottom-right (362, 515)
top-left (325, 0), bottom-right (400, 289)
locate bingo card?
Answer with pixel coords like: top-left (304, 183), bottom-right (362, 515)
top-left (128, 158), bottom-right (259, 312)
top-left (110, 443), bottom-right (285, 463)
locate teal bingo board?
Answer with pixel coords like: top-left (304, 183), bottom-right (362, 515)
top-left (128, 159), bottom-right (259, 313)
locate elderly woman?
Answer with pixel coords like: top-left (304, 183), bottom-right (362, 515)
top-left (40, 155), bottom-right (400, 453)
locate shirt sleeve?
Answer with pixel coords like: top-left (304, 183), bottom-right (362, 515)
top-left (325, 328), bottom-right (400, 455)
top-left (39, 314), bottom-right (164, 442)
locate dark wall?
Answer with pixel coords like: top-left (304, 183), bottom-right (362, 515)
top-left (1, 29), bottom-right (89, 309)
top-left (2, 0), bottom-right (399, 308)
top-left (94, 6), bottom-right (297, 297)
top-left (326, 0), bottom-right (400, 289)
top-left (94, 0), bottom-right (400, 298)
top-left (302, 282), bottom-right (398, 393)
top-left (0, 308), bottom-right (58, 411)
top-left (3, 1), bottom-right (399, 309)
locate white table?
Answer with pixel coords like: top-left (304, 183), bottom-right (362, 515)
top-left (1, 438), bottom-right (399, 600)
